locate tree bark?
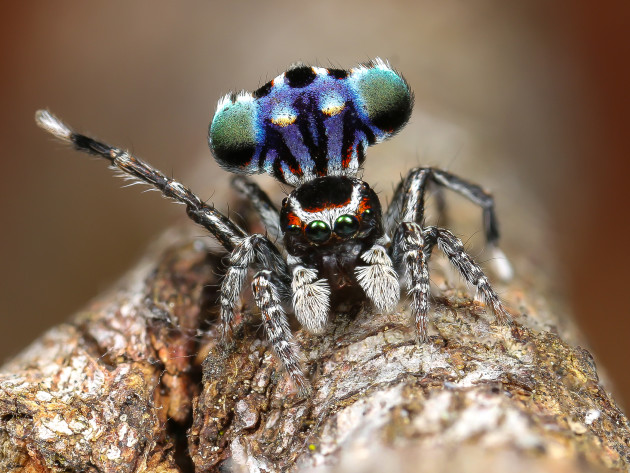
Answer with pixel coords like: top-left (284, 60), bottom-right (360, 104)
top-left (1, 219), bottom-right (629, 472)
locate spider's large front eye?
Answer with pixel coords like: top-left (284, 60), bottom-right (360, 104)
top-left (305, 220), bottom-right (331, 243)
top-left (334, 214), bottom-right (359, 237)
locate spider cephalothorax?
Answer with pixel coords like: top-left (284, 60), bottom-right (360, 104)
top-left (281, 175), bottom-right (387, 311)
top-left (281, 177), bottom-right (382, 257)
top-left (36, 58), bottom-right (512, 394)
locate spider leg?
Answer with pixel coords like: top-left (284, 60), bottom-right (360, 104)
top-left (252, 270), bottom-right (309, 394)
top-left (384, 169), bottom-right (438, 236)
top-left (428, 168), bottom-right (512, 280)
top-left (383, 180), bottom-right (404, 236)
top-left (391, 223), bottom-right (430, 341)
top-left (389, 167), bottom-right (512, 281)
top-left (390, 168), bottom-right (512, 340)
top-left (231, 176), bottom-right (282, 242)
top-left (355, 242), bottom-right (400, 313)
top-left (219, 235), bottom-right (289, 340)
top-left (433, 185), bottom-right (447, 226)
top-left (389, 169), bottom-right (436, 339)
top-left (288, 256), bottom-right (331, 334)
top-left (424, 226), bottom-right (512, 325)
top-left (35, 110), bottom-right (245, 251)
top-left (36, 111), bottom-right (308, 384)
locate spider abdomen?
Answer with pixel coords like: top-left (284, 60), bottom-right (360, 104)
top-left (208, 58), bottom-right (413, 186)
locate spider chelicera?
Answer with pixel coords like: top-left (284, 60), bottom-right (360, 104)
top-left (36, 58), bottom-right (513, 394)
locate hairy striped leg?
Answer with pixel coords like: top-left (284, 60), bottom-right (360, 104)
top-left (252, 270), bottom-right (309, 394)
top-left (388, 166), bottom-right (512, 339)
top-left (35, 110), bottom-right (246, 251)
top-left (392, 223), bottom-right (431, 341)
top-left (34, 111), bottom-right (283, 339)
top-left (393, 223), bottom-right (511, 341)
top-left (219, 235), bottom-right (289, 341)
top-left (355, 243), bottom-right (400, 313)
top-left (423, 227), bottom-right (512, 325)
top-left (384, 167), bottom-right (512, 281)
top-left (231, 176), bottom-right (283, 242)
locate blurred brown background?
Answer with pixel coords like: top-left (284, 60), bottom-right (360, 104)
top-left (1, 2), bottom-right (629, 407)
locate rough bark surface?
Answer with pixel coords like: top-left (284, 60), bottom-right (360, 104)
top-left (1, 222), bottom-right (629, 472)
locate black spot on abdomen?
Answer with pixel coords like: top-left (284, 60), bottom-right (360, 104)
top-left (327, 68), bottom-right (349, 80)
top-left (253, 80), bottom-right (273, 99)
top-left (285, 66), bottom-right (317, 88)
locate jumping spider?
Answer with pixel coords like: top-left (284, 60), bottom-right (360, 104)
top-left (36, 58), bottom-right (513, 393)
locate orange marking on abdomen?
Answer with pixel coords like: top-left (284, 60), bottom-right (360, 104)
top-left (342, 146), bottom-right (354, 168)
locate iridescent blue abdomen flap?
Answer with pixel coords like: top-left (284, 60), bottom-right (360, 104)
top-left (209, 58), bottom-right (412, 186)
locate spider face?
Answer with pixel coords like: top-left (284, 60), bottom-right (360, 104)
top-left (281, 176), bottom-right (382, 247)
top-left (280, 176), bottom-right (383, 291)
top-left (36, 57), bottom-right (512, 395)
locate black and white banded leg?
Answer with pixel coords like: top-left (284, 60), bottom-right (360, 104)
top-left (393, 222), bottom-right (512, 341)
top-left (423, 226), bottom-right (512, 325)
top-left (219, 234), bottom-right (289, 341)
top-left (35, 110), bottom-right (308, 390)
top-left (392, 223), bottom-right (431, 341)
top-left (231, 176), bottom-right (283, 242)
top-left (35, 110), bottom-right (246, 250)
top-left (384, 167), bottom-right (512, 281)
top-left (252, 270), bottom-right (309, 394)
top-left (390, 167), bottom-right (512, 340)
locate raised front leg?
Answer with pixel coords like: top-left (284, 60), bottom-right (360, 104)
top-left (35, 110), bottom-right (246, 251)
top-left (35, 110), bottom-right (308, 392)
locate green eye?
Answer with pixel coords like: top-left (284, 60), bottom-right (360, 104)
top-left (285, 224), bottom-right (301, 234)
top-left (334, 214), bottom-right (359, 237)
top-left (305, 220), bottom-right (331, 243)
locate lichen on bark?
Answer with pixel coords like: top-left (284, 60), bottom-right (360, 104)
top-left (0, 221), bottom-right (628, 472)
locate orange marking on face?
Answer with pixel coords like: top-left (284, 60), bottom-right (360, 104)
top-left (302, 196), bottom-right (353, 213)
top-left (357, 197), bottom-right (371, 215)
top-left (286, 213), bottom-right (302, 227)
